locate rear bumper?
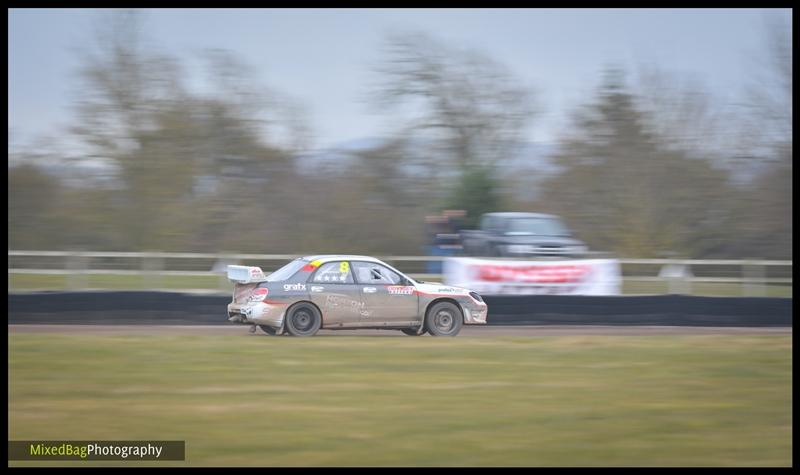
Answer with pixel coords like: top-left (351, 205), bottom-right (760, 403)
top-left (227, 302), bottom-right (285, 327)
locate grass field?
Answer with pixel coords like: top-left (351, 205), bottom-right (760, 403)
top-left (9, 333), bottom-right (792, 466)
top-left (7, 272), bottom-right (793, 297)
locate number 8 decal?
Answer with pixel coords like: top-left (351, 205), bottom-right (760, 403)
top-left (339, 261), bottom-right (349, 273)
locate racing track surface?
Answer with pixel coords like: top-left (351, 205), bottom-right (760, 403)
top-left (8, 324), bottom-right (792, 336)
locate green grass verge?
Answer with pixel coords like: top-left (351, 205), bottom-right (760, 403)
top-left (8, 273), bottom-right (793, 297)
top-left (9, 334), bottom-right (792, 466)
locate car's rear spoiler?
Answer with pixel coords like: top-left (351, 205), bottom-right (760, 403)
top-left (227, 265), bottom-right (268, 284)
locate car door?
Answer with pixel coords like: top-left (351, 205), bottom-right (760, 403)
top-left (352, 261), bottom-right (419, 326)
top-left (308, 261), bottom-right (364, 328)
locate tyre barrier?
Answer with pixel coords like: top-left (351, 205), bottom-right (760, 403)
top-left (482, 295), bottom-right (792, 327)
top-left (7, 291), bottom-right (792, 327)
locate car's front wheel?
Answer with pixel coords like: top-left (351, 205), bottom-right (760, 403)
top-left (285, 303), bottom-right (322, 337)
top-left (425, 301), bottom-right (463, 337)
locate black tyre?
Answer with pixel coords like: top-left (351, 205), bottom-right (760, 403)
top-left (259, 325), bottom-right (277, 335)
top-left (285, 303), bottom-right (322, 337)
top-left (425, 301), bottom-right (463, 337)
top-left (400, 328), bottom-right (426, 336)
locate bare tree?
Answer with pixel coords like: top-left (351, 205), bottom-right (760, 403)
top-left (371, 32), bottom-right (536, 172)
top-left (65, 11), bottom-right (304, 251)
top-left (538, 69), bottom-right (740, 258)
top-left (72, 11), bottom-right (185, 158)
top-left (634, 65), bottom-right (737, 165)
top-left (369, 32), bottom-right (538, 224)
top-left (746, 13), bottom-right (792, 157)
top-left (731, 13), bottom-right (792, 259)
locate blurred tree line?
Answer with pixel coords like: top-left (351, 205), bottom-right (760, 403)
top-left (8, 12), bottom-right (792, 259)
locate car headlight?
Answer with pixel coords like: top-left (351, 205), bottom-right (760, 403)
top-left (469, 291), bottom-right (484, 303)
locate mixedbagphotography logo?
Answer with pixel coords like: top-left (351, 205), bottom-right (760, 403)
top-left (8, 441), bottom-right (185, 461)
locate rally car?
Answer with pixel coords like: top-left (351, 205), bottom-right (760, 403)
top-left (226, 255), bottom-right (488, 337)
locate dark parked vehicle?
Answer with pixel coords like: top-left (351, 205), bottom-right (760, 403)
top-left (460, 212), bottom-right (588, 258)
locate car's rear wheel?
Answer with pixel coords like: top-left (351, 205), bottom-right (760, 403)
top-left (425, 301), bottom-right (463, 337)
top-left (259, 325), bottom-right (277, 335)
top-left (400, 328), bottom-right (426, 336)
top-left (285, 303), bottom-right (322, 337)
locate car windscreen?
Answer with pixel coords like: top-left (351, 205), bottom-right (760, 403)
top-left (265, 259), bottom-right (307, 282)
top-left (506, 218), bottom-right (569, 236)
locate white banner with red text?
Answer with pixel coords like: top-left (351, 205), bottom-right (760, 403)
top-left (443, 257), bottom-right (621, 295)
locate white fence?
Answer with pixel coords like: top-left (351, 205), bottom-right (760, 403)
top-left (7, 250), bottom-right (793, 296)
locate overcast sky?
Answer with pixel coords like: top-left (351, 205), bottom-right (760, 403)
top-left (8, 8), bottom-right (791, 152)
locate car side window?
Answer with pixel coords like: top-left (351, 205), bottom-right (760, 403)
top-left (485, 216), bottom-right (500, 233)
top-left (352, 261), bottom-right (403, 285)
top-left (496, 218), bottom-right (508, 233)
top-left (312, 261), bottom-right (354, 284)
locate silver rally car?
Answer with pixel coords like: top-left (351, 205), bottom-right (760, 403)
top-left (227, 255), bottom-right (487, 336)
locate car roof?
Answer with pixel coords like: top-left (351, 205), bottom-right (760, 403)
top-left (484, 212), bottom-right (557, 219)
top-left (301, 254), bottom-right (385, 264)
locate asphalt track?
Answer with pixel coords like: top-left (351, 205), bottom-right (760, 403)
top-left (8, 324), bottom-right (792, 336)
